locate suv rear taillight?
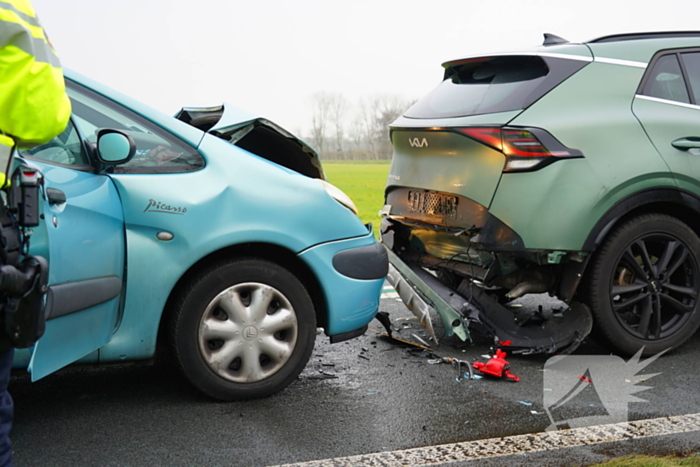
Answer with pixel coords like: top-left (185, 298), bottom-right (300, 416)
top-left (458, 127), bottom-right (583, 172)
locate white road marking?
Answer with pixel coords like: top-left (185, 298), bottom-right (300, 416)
top-left (381, 285), bottom-right (398, 299)
top-left (272, 413), bottom-right (700, 467)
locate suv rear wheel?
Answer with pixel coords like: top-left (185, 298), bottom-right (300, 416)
top-left (584, 214), bottom-right (700, 356)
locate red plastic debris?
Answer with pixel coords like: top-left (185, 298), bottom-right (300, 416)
top-left (472, 349), bottom-right (520, 382)
top-left (579, 375), bottom-right (592, 383)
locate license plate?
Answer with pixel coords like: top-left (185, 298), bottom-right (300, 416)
top-left (408, 191), bottom-right (458, 218)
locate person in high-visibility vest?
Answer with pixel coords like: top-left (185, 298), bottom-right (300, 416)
top-left (0, 0), bottom-right (71, 183)
top-left (0, 1), bottom-right (70, 465)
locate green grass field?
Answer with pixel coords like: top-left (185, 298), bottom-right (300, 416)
top-left (595, 454), bottom-right (700, 466)
top-left (323, 162), bottom-right (391, 236)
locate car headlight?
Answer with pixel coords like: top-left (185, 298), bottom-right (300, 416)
top-left (320, 180), bottom-right (358, 215)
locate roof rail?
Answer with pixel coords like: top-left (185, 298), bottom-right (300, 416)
top-left (589, 31), bottom-right (700, 43)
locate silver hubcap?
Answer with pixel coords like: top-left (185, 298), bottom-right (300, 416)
top-left (198, 282), bottom-right (298, 383)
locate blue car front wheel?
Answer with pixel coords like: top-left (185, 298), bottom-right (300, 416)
top-left (169, 258), bottom-right (316, 401)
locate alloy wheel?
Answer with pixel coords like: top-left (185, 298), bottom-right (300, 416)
top-left (610, 234), bottom-right (698, 340)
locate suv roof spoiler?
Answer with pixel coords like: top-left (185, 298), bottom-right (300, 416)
top-left (589, 31), bottom-right (700, 43)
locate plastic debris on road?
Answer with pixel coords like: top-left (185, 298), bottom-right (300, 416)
top-left (473, 349), bottom-right (520, 382)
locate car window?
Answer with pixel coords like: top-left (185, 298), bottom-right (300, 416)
top-left (404, 55), bottom-right (588, 119)
top-left (641, 54), bottom-right (690, 104)
top-left (681, 52), bottom-right (700, 104)
top-left (19, 119), bottom-right (90, 166)
top-left (66, 83), bottom-right (204, 174)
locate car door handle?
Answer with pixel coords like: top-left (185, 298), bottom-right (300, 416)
top-left (672, 137), bottom-right (700, 150)
top-left (46, 188), bottom-right (66, 205)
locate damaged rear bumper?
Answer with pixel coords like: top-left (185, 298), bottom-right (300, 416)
top-left (386, 249), bottom-right (468, 343)
top-left (385, 246), bottom-right (593, 354)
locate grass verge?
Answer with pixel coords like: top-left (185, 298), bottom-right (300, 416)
top-left (594, 454), bottom-right (700, 466)
top-left (323, 162), bottom-right (390, 236)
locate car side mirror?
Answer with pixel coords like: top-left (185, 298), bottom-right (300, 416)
top-left (96, 129), bottom-right (136, 165)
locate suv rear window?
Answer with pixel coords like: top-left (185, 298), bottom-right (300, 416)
top-left (404, 55), bottom-right (588, 119)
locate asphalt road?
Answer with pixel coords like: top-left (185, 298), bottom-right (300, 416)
top-left (8, 294), bottom-right (700, 466)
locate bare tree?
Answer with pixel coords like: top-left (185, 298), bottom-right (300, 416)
top-left (375, 94), bottom-right (415, 158)
top-left (308, 92), bottom-right (333, 155)
top-left (309, 91), bottom-right (414, 160)
top-left (355, 97), bottom-right (378, 159)
top-left (349, 117), bottom-right (364, 153)
top-left (328, 93), bottom-right (348, 155)
top-left (356, 94), bottom-right (414, 159)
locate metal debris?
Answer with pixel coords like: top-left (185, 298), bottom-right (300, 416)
top-left (307, 373), bottom-right (338, 380)
top-left (368, 328), bottom-right (433, 351)
top-left (411, 334), bottom-right (431, 347)
top-left (424, 355), bottom-right (475, 381)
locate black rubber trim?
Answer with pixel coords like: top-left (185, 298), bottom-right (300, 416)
top-left (581, 188), bottom-right (700, 251)
top-left (329, 324), bottom-right (368, 344)
top-left (332, 242), bottom-right (389, 280)
top-left (45, 276), bottom-right (122, 320)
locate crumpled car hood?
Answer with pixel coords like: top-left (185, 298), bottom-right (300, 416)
top-left (175, 104), bottom-right (324, 179)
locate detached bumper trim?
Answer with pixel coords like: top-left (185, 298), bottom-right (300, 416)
top-left (332, 241), bottom-right (389, 280)
top-left (386, 247), bottom-right (470, 342)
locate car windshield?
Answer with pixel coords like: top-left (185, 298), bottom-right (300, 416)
top-left (404, 55), bottom-right (587, 119)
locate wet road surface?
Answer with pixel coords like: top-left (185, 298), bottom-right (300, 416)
top-left (8, 295), bottom-right (700, 466)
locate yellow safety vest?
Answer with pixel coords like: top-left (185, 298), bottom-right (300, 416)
top-left (0, 0), bottom-right (71, 149)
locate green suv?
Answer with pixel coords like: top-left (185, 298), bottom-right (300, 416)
top-left (382, 32), bottom-right (700, 356)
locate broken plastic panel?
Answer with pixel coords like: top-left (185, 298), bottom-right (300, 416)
top-left (386, 249), bottom-right (469, 342)
top-left (386, 246), bottom-right (593, 355)
top-left (386, 264), bottom-right (439, 343)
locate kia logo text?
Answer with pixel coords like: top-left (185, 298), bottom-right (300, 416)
top-left (409, 137), bottom-right (429, 148)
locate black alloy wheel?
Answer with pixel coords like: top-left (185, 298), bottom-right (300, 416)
top-left (585, 214), bottom-right (700, 356)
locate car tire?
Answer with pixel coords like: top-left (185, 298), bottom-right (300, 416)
top-left (170, 258), bottom-right (316, 401)
top-left (584, 214), bottom-right (700, 356)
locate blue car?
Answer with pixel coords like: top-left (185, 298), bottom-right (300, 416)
top-left (11, 70), bottom-right (387, 400)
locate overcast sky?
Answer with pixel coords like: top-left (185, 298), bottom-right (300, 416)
top-left (33, 0), bottom-right (700, 135)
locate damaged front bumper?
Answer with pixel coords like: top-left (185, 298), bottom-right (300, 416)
top-left (385, 246), bottom-right (593, 354)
